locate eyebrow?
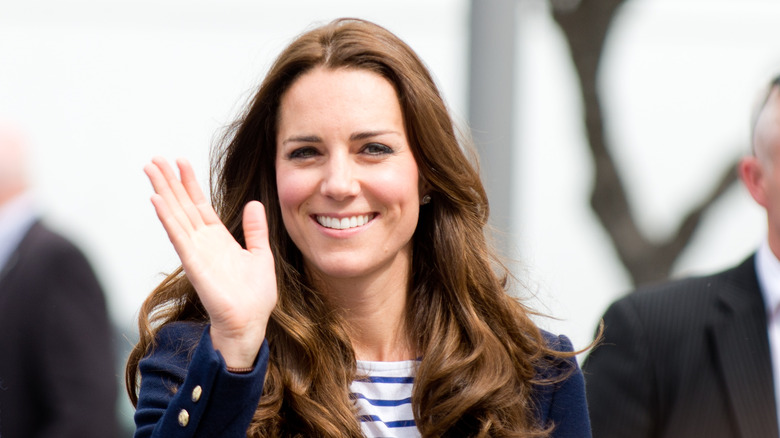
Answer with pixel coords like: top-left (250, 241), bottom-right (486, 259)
top-left (282, 135), bottom-right (321, 145)
top-left (350, 130), bottom-right (400, 141)
top-left (281, 130), bottom-right (401, 145)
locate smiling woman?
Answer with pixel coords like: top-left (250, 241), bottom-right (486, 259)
top-left (125, 17), bottom-right (591, 438)
top-left (276, 68), bottom-right (421, 297)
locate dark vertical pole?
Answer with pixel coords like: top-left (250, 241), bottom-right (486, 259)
top-left (468, 0), bottom-right (518, 249)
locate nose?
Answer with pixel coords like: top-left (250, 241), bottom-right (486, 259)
top-left (320, 151), bottom-right (360, 201)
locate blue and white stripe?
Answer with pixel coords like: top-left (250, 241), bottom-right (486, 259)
top-left (351, 359), bottom-right (420, 437)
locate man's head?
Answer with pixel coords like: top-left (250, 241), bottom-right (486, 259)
top-left (0, 121), bottom-right (29, 205)
top-left (740, 76), bottom-right (780, 256)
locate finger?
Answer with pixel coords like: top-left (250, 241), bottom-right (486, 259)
top-left (149, 193), bottom-right (191, 254)
top-left (242, 201), bottom-right (270, 255)
top-left (151, 157), bottom-right (205, 229)
top-left (144, 161), bottom-right (195, 235)
top-left (177, 158), bottom-right (222, 226)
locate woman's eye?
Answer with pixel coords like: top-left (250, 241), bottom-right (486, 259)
top-left (363, 143), bottom-right (393, 155)
top-left (288, 147), bottom-right (318, 159)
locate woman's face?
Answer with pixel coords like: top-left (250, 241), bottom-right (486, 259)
top-left (275, 67), bottom-right (421, 285)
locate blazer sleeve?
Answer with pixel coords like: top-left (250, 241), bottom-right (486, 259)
top-left (582, 297), bottom-right (656, 438)
top-left (134, 322), bottom-right (269, 438)
top-left (534, 333), bottom-right (592, 438)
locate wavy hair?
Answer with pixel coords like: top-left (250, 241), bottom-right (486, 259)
top-left (126, 18), bottom-right (573, 437)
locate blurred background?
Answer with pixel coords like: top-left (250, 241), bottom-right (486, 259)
top-left (1, 0), bottom-right (778, 433)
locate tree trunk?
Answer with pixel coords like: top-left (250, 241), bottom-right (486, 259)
top-left (550, 0), bottom-right (739, 286)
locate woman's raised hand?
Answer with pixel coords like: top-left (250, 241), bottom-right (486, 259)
top-left (144, 157), bottom-right (278, 369)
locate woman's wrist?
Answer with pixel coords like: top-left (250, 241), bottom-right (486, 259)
top-left (209, 325), bottom-right (266, 369)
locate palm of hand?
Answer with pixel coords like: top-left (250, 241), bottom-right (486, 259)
top-left (178, 219), bottom-right (277, 338)
top-left (145, 157), bottom-right (277, 367)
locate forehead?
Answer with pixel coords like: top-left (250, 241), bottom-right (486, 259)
top-left (278, 67), bottom-right (401, 123)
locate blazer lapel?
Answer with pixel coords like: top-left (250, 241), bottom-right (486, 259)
top-left (711, 257), bottom-right (779, 438)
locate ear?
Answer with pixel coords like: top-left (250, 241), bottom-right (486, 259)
top-left (739, 156), bottom-right (769, 208)
top-left (418, 174), bottom-right (431, 197)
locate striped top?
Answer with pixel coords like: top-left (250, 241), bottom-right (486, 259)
top-left (351, 359), bottom-right (420, 437)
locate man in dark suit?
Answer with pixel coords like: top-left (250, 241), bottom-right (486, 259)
top-left (0, 123), bottom-right (120, 437)
top-left (584, 75), bottom-right (780, 438)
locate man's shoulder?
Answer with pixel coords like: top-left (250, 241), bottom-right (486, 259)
top-left (621, 256), bottom-right (755, 305)
top-left (20, 221), bottom-right (78, 253)
top-left (602, 256), bottom-right (759, 331)
top-left (12, 221), bottom-right (96, 274)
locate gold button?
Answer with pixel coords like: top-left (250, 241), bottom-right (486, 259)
top-left (178, 409), bottom-right (190, 427)
top-left (191, 385), bottom-right (202, 403)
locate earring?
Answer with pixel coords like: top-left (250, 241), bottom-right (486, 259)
top-left (421, 194), bottom-right (431, 205)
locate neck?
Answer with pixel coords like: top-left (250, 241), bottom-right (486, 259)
top-left (0, 184), bottom-right (27, 206)
top-left (312, 266), bottom-right (414, 362)
top-left (768, 231), bottom-right (780, 262)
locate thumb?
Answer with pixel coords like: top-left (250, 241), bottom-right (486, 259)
top-left (243, 200), bottom-right (270, 254)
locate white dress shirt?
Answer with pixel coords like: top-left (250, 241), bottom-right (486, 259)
top-left (756, 239), bottom-right (780, 433)
top-left (0, 192), bottom-right (38, 274)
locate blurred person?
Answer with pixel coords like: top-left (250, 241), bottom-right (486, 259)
top-left (0, 122), bottom-right (120, 437)
top-left (584, 75), bottom-right (780, 438)
top-left (125, 18), bottom-right (591, 438)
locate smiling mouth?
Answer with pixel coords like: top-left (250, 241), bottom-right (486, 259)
top-left (316, 214), bottom-right (375, 230)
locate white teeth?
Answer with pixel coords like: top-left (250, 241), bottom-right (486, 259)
top-left (316, 214), bottom-right (374, 230)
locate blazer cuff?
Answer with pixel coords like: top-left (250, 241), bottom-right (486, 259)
top-left (155, 325), bottom-right (268, 437)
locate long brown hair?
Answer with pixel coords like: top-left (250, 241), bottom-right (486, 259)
top-left (126, 18), bottom-right (573, 437)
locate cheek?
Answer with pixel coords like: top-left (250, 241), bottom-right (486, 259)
top-left (275, 170), bottom-right (311, 219)
top-left (371, 165), bottom-right (421, 209)
top-left (399, 164), bottom-right (421, 203)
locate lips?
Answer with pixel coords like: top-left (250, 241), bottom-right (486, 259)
top-left (316, 214), bottom-right (375, 230)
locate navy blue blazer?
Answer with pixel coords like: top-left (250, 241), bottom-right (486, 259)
top-left (134, 322), bottom-right (591, 437)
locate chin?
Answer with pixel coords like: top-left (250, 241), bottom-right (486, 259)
top-left (310, 263), bottom-right (371, 281)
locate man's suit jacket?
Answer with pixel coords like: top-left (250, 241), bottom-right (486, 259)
top-left (583, 255), bottom-right (778, 438)
top-left (0, 221), bottom-right (120, 438)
